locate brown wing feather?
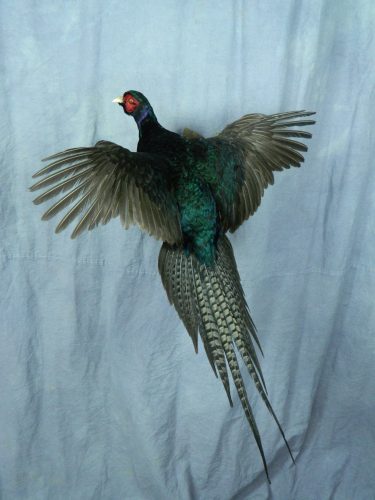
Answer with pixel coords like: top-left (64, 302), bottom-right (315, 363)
top-left (214, 110), bottom-right (316, 232)
top-left (30, 140), bottom-right (182, 243)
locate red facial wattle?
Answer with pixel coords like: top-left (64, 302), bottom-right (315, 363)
top-left (124, 94), bottom-right (140, 114)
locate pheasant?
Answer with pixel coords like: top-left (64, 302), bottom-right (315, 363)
top-left (30, 90), bottom-right (315, 482)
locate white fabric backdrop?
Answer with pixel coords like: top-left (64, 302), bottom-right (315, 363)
top-left (1, 0), bottom-right (374, 498)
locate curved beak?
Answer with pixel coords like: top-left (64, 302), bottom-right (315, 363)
top-left (112, 96), bottom-right (123, 104)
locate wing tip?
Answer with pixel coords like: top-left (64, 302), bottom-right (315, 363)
top-left (32, 170), bottom-right (45, 178)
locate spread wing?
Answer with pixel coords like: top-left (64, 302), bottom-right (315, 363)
top-left (30, 140), bottom-right (182, 244)
top-left (207, 110), bottom-right (316, 232)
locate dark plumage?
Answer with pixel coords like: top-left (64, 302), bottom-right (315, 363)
top-left (30, 90), bottom-right (315, 482)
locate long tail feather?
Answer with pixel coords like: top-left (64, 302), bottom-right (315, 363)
top-left (158, 235), bottom-right (294, 482)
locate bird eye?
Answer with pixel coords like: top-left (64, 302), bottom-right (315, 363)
top-left (129, 99), bottom-right (135, 104)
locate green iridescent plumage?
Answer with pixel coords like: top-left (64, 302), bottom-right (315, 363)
top-left (30, 90), bottom-right (315, 483)
top-left (176, 173), bottom-right (217, 264)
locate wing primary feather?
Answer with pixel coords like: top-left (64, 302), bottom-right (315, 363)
top-left (78, 172), bottom-right (116, 233)
top-left (29, 162), bottom-right (92, 192)
top-left (270, 110), bottom-right (316, 121)
top-left (42, 147), bottom-right (94, 162)
top-left (41, 176), bottom-right (95, 221)
top-left (33, 152), bottom-right (95, 177)
top-left (71, 198), bottom-right (101, 239)
top-left (54, 184), bottom-right (98, 233)
top-left (272, 119), bottom-right (316, 128)
top-left (31, 167), bottom-right (93, 205)
top-left (272, 137), bottom-right (308, 152)
top-left (272, 129), bottom-right (312, 138)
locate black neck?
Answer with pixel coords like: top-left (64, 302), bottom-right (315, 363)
top-left (134, 106), bottom-right (159, 135)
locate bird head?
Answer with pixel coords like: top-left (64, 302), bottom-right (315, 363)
top-left (112, 90), bottom-right (155, 126)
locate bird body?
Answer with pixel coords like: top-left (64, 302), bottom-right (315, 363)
top-left (30, 90), bottom-right (315, 482)
top-left (132, 104), bottom-right (223, 265)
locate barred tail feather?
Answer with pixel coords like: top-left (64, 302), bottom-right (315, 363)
top-left (158, 235), bottom-right (294, 483)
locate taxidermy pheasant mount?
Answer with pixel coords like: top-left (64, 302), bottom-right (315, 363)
top-left (30, 90), bottom-right (315, 483)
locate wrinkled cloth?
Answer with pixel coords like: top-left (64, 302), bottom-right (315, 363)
top-left (1, 1), bottom-right (375, 498)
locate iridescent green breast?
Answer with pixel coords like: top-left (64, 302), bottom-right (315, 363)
top-left (176, 170), bottom-right (217, 266)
